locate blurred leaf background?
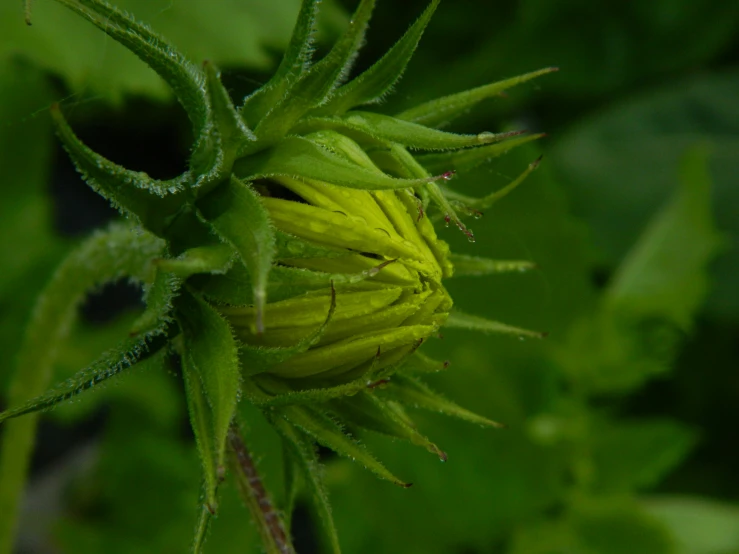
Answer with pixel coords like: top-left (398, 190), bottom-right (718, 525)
top-left (1, 0), bottom-right (738, 552)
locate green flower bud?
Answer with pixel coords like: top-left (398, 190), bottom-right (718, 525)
top-left (0, 0), bottom-right (554, 551)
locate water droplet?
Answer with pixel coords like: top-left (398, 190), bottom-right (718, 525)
top-left (441, 170), bottom-right (456, 181)
top-left (443, 214), bottom-right (451, 227)
top-left (477, 131), bottom-right (496, 141)
top-left (518, 335), bottom-right (526, 341)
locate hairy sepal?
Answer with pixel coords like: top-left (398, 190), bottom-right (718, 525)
top-left (278, 404), bottom-right (410, 487)
top-left (197, 177), bottom-right (276, 334)
top-left (396, 67), bottom-right (559, 128)
top-left (315, 0), bottom-right (440, 115)
top-left (444, 309), bottom-right (546, 339)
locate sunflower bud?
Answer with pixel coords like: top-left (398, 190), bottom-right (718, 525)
top-left (0, 0), bottom-right (554, 551)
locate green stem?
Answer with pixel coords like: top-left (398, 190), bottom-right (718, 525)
top-left (228, 423), bottom-right (295, 554)
top-left (0, 224), bottom-right (162, 554)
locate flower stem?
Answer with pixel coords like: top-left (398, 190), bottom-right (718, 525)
top-left (228, 423), bottom-right (295, 554)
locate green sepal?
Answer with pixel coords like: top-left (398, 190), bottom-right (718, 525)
top-left (51, 105), bottom-right (186, 236)
top-left (444, 309), bottom-right (546, 339)
top-left (197, 177), bottom-right (276, 333)
top-left (191, 62), bottom-right (255, 192)
top-left (241, 0), bottom-right (321, 124)
top-left (233, 136), bottom-right (443, 191)
top-left (129, 268), bottom-right (181, 336)
top-left (296, 111), bottom-right (522, 151)
top-left (448, 253), bottom-right (536, 277)
top-left (0, 330), bottom-right (171, 424)
top-left (277, 404), bottom-right (411, 487)
top-left (176, 290), bottom-right (241, 484)
top-left (55, 0), bottom-right (208, 134)
top-left (154, 244), bottom-right (235, 278)
top-left (380, 374), bottom-right (503, 428)
top-left (238, 284), bottom-right (337, 373)
top-left (248, 0), bottom-right (376, 150)
top-left (396, 67), bottom-right (559, 128)
top-left (460, 156), bottom-right (542, 213)
top-left (181, 352), bottom-right (218, 545)
top-left (274, 418), bottom-right (342, 554)
top-left (329, 391), bottom-right (447, 461)
top-left (314, 0), bottom-right (440, 115)
top-left (418, 133), bottom-right (543, 173)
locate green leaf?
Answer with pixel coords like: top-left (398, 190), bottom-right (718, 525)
top-left (241, 0), bottom-right (321, 124)
top-left (643, 496), bottom-right (739, 554)
top-left (233, 136), bottom-right (441, 191)
top-left (552, 69), bottom-right (739, 319)
top-left (444, 309), bottom-right (546, 339)
top-left (315, 0), bottom-right (439, 115)
top-left (571, 499), bottom-right (676, 554)
top-left (604, 146), bottom-right (724, 331)
top-left (379, 374), bottom-right (503, 428)
top-left (274, 418), bottom-right (342, 554)
top-left (197, 177), bottom-right (276, 333)
top-left (396, 67), bottom-right (558, 127)
top-left (591, 419), bottom-right (697, 493)
top-left (448, 253), bottom-right (536, 277)
top-left (278, 404), bottom-right (410, 487)
top-left (176, 290), bottom-right (241, 483)
top-left (51, 105), bottom-right (187, 236)
top-left (418, 133), bottom-right (543, 173)
top-left (249, 0), bottom-right (376, 150)
top-left (296, 111), bottom-right (522, 151)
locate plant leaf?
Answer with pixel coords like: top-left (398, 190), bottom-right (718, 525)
top-left (396, 67), bottom-right (558, 128)
top-left (154, 244), bottom-right (235, 278)
top-left (604, 146), bottom-right (724, 330)
top-left (197, 177), bottom-right (276, 333)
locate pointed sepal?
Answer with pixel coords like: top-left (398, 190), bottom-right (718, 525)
top-left (380, 375), bottom-right (504, 428)
top-left (444, 310), bottom-right (546, 339)
top-left (278, 404), bottom-right (411, 487)
top-left (329, 391), bottom-right (447, 461)
top-left (197, 177), bottom-right (276, 333)
top-left (176, 290), bottom-right (241, 482)
top-left (448, 254), bottom-right (536, 277)
top-left (54, 0), bottom-right (208, 134)
top-left (51, 104), bottom-right (187, 236)
top-left (315, 0), bottom-right (440, 115)
top-left (274, 418), bottom-right (342, 554)
top-left (396, 67), bottom-right (559, 127)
